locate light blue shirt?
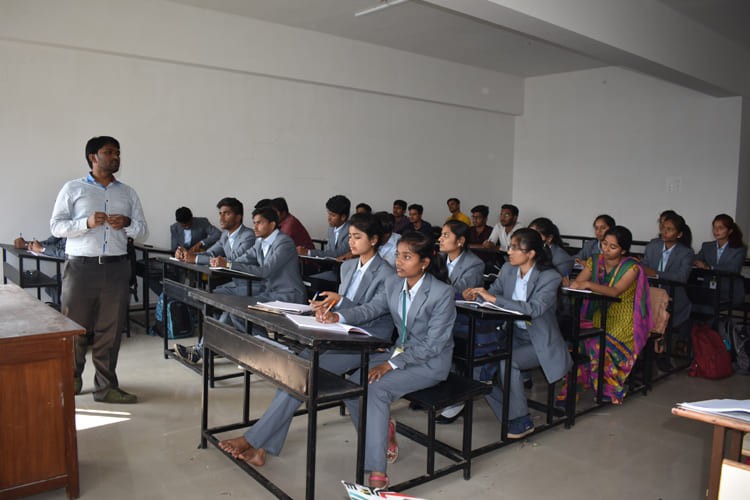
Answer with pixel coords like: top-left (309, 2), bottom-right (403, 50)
top-left (512, 266), bottom-right (534, 330)
top-left (446, 252), bottom-right (463, 279)
top-left (716, 241), bottom-right (728, 263)
top-left (378, 232), bottom-right (400, 267)
top-left (344, 255), bottom-right (375, 301)
top-left (389, 274), bottom-right (427, 369)
top-left (50, 173), bottom-right (147, 257)
top-left (658, 243), bottom-right (675, 272)
top-left (183, 228), bottom-right (193, 247)
top-left (260, 229), bottom-right (280, 259)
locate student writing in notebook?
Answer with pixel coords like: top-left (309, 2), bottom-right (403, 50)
top-left (217, 213), bottom-right (395, 469)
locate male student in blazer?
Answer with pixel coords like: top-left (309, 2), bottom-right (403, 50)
top-left (298, 194), bottom-right (351, 258)
top-left (174, 197), bottom-right (255, 363)
top-left (170, 206), bottom-right (221, 252)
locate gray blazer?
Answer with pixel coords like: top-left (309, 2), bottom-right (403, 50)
top-left (310, 222), bottom-right (350, 258)
top-left (195, 224), bottom-right (255, 265)
top-left (573, 239), bottom-right (600, 262)
top-left (696, 241), bottom-right (746, 304)
top-left (232, 231), bottom-right (306, 304)
top-left (641, 238), bottom-right (694, 327)
top-left (488, 265), bottom-right (572, 384)
top-left (170, 217), bottom-right (221, 251)
top-left (445, 250), bottom-right (484, 295)
top-left (343, 273), bottom-right (456, 380)
top-left (336, 254), bottom-right (396, 341)
top-left (550, 243), bottom-right (574, 278)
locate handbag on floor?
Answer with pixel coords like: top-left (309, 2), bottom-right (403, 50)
top-left (689, 323), bottom-right (733, 379)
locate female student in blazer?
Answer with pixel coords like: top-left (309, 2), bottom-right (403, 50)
top-left (464, 228), bottom-right (572, 439)
top-left (438, 220), bottom-right (485, 294)
top-left (574, 214), bottom-right (615, 265)
top-left (217, 213), bottom-right (395, 468)
top-left (694, 213), bottom-right (746, 306)
top-left (319, 231), bottom-right (456, 489)
top-left (641, 212), bottom-right (695, 330)
top-left (528, 217), bottom-right (574, 278)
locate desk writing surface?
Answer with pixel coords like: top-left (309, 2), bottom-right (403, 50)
top-left (188, 288), bottom-right (390, 350)
top-left (0, 285), bottom-right (84, 340)
top-left (133, 242), bottom-right (172, 254)
top-left (672, 406), bottom-right (750, 434)
top-left (0, 243), bottom-right (65, 262)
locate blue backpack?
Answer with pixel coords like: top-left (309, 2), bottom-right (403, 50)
top-left (150, 293), bottom-right (196, 339)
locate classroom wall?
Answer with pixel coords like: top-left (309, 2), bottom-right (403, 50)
top-left (735, 98), bottom-right (750, 234)
top-left (512, 66), bottom-right (743, 248)
top-left (0, 0), bottom-right (519, 251)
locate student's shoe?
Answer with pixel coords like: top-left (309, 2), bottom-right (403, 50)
top-left (507, 414), bottom-right (534, 439)
top-left (174, 344), bottom-right (202, 365)
top-left (95, 388), bottom-right (138, 404)
top-left (74, 376), bottom-right (82, 395)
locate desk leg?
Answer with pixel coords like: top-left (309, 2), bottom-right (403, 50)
top-left (143, 252), bottom-right (150, 334)
top-left (242, 371), bottom-right (251, 425)
top-left (305, 350), bottom-right (320, 500)
top-left (501, 325), bottom-right (514, 441)
top-left (200, 346), bottom-right (210, 449)
top-left (355, 350), bottom-right (369, 485)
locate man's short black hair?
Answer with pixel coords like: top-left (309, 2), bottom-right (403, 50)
top-left (254, 198), bottom-right (272, 209)
top-left (471, 205), bottom-right (489, 218)
top-left (175, 206), bottom-right (193, 224)
top-left (252, 206), bottom-right (279, 225)
top-left (85, 136), bottom-right (120, 168)
top-left (393, 199), bottom-right (407, 210)
top-left (375, 211), bottom-right (395, 233)
top-left (356, 202), bottom-right (372, 213)
top-left (447, 198), bottom-right (460, 205)
top-left (408, 204), bottom-right (423, 215)
top-left (501, 204), bottom-right (519, 217)
top-left (326, 195), bottom-right (351, 217)
top-left (217, 197), bottom-right (243, 216)
top-left (270, 197), bottom-right (289, 214)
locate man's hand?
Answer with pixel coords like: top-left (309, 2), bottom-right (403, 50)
top-left (296, 246), bottom-right (309, 256)
top-left (13, 237), bottom-right (27, 249)
top-left (106, 214), bottom-right (130, 230)
top-left (87, 211), bottom-right (107, 228)
top-left (368, 362), bottom-right (393, 384)
top-left (210, 256), bottom-right (228, 268)
top-left (188, 241), bottom-right (203, 253)
top-left (28, 240), bottom-right (44, 253)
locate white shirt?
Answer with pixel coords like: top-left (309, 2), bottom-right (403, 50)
top-left (378, 232), bottom-right (401, 267)
top-left (50, 173), bottom-right (147, 257)
top-left (488, 221), bottom-right (522, 252)
top-left (447, 252), bottom-right (463, 279)
top-left (260, 229), bottom-right (280, 259)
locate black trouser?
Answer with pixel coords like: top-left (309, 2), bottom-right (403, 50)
top-left (62, 258), bottom-right (130, 398)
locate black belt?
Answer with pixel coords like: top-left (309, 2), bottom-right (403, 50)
top-left (67, 255), bottom-right (129, 264)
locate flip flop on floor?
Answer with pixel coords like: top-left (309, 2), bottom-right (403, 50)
top-left (386, 418), bottom-right (399, 464)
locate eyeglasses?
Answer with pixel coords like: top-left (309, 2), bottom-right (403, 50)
top-left (507, 245), bottom-right (528, 253)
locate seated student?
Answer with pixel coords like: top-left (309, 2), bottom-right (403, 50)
top-left (484, 204), bottom-right (522, 251)
top-left (528, 217), bottom-right (574, 278)
top-left (693, 213), bottom-right (746, 306)
top-left (560, 226), bottom-right (652, 404)
top-left (407, 203), bottom-right (433, 239)
top-left (14, 235), bottom-right (66, 258)
top-left (375, 211), bottom-right (400, 267)
top-left (317, 231), bottom-right (455, 489)
top-left (14, 235), bottom-right (67, 303)
top-left (464, 228), bottom-right (572, 439)
top-left (298, 195), bottom-right (351, 258)
top-left (269, 197), bottom-right (314, 251)
top-left (640, 212), bottom-right (694, 370)
top-left (392, 199), bottom-right (410, 234)
top-left (467, 205), bottom-right (492, 247)
top-left (170, 206), bottom-right (221, 253)
top-left (356, 202), bottom-right (373, 214)
top-left (445, 198), bottom-right (471, 226)
top-left (173, 197), bottom-right (256, 363)
top-left (574, 214), bottom-right (615, 264)
top-left (434, 220), bottom-right (486, 424)
top-left (217, 213), bottom-right (395, 469)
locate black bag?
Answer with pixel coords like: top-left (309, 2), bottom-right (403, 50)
top-left (731, 324), bottom-right (750, 375)
top-left (150, 293), bottom-right (195, 339)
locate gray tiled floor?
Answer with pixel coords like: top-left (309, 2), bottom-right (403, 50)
top-left (31, 327), bottom-right (750, 499)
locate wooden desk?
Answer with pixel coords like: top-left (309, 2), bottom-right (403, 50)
top-left (189, 290), bottom-right (390, 500)
top-left (0, 285), bottom-right (85, 499)
top-left (672, 406), bottom-right (750, 500)
top-left (1, 243), bottom-right (64, 304)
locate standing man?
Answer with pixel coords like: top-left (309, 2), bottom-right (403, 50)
top-left (484, 204), bottom-right (522, 252)
top-left (445, 198), bottom-right (471, 226)
top-left (50, 136), bottom-right (147, 403)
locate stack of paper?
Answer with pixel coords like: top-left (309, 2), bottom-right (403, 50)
top-left (455, 300), bottom-right (523, 315)
top-left (342, 481), bottom-right (428, 499)
top-left (676, 399), bottom-right (750, 423)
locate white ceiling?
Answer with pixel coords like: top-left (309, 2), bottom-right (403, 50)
top-left (167, 0), bottom-right (749, 78)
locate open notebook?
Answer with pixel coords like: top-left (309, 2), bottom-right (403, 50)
top-left (454, 300), bottom-right (523, 315)
top-left (285, 313), bottom-right (372, 336)
top-left (250, 301), bottom-right (312, 315)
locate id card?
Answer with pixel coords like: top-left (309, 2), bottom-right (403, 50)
top-left (391, 346), bottom-right (404, 359)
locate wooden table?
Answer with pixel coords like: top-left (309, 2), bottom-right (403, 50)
top-left (672, 406), bottom-right (750, 500)
top-left (0, 285), bottom-right (85, 499)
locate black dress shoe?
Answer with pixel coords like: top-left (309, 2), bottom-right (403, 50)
top-left (435, 408), bottom-right (464, 424)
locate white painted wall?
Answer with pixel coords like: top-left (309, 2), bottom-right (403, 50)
top-left (513, 66), bottom-right (743, 248)
top-left (0, 0), bottom-right (518, 251)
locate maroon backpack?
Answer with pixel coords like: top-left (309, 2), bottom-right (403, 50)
top-left (689, 323), bottom-right (733, 379)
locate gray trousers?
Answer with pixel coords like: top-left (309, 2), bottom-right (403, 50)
top-left (243, 350), bottom-right (365, 455)
top-left (344, 350), bottom-right (441, 474)
top-left (485, 332), bottom-right (540, 422)
top-left (62, 259), bottom-right (130, 398)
